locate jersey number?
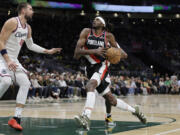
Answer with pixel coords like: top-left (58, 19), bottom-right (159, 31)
top-left (19, 39), bottom-right (25, 47)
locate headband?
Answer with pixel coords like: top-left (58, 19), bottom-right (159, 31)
top-left (95, 16), bottom-right (106, 27)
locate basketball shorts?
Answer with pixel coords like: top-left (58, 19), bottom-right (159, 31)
top-left (86, 62), bottom-right (111, 96)
top-left (0, 59), bottom-right (28, 81)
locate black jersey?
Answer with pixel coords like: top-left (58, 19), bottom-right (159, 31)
top-left (84, 29), bottom-right (107, 64)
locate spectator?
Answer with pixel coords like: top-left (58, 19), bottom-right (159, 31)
top-left (118, 76), bottom-right (128, 96)
top-left (159, 78), bottom-right (166, 94)
top-left (171, 75), bottom-right (179, 94)
top-left (135, 77), bottom-right (143, 95)
top-left (129, 77), bottom-right (137, 95)
top-left (164, 77), bottom-right (171, 93)
top-left (30, 74), bottom-right (43, 100)
top-left (43, 75), bottom-right (52, 99)
top-left (153, 79), bottom-right (159, 94)
top-left (59, 75), bottom-right (68, 98)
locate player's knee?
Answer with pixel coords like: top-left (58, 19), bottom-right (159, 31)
top-left (109, 99), bottom-right (116, 106)
top-left (20, 79), bottom-right (31, 88)
top-left (25, 80), bottom-right (31, 88)
top-left (86, 80), bottom-right (97, 92)
top-left (1, 77), bottom-right (11, 87)
top-left (107, 96), bottom-right (117, 106)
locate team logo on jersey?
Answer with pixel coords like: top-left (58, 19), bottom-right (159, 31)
top-left (15, 32), bottom-right (27, 38)
top-left (87, 39), bottom-right (105, 46)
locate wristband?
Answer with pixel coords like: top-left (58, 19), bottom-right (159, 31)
top-left (0, 49), bottom-right (7, 56)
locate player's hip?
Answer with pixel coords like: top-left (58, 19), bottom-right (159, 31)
top-left (86, 62), bottom-right (109, 78)
top-left (0, 60), bottom-right (28, 77)
top-left (86, 63), bottom-right (111, 95)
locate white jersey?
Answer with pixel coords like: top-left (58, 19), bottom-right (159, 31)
top-left (0, 17), bottom-right (28, 63)
top-left (0, 17), bottom-right (28, 76)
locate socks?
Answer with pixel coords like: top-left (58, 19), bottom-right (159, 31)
top-left (106, 113), bottom-right (111, 118)
top-left (14, 107), bottom-right (23, 118)
top-left (116, 99), bottom-right (135, 113)
top-left (13, 117), bottom-right (21, 124)
top-left (82, 92), bottom-right (95, 118)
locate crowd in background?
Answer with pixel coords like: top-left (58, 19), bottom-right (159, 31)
top-left (1, 14), bottom-right (179, 74)
top-left (0, 14), bottom-right (180, 102)
top-left (26, 71), bottom-right (180, 102)
top-left (28, 71), bottom-right (87, 102)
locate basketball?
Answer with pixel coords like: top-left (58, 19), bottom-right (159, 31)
top-left (106, 47), bottom-right (121, 64)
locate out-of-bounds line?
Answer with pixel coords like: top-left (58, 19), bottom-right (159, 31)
top-left (155, 128), bottom-right (180, 135)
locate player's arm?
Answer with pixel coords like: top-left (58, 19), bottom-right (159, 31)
top-left (107, 32), bottom-right (128, 59)
top-left (26, 25), bottom-right (62, 54)
top-left (116, 42), bottom-right (128, 59)
top-left (0, 18), bottom-right (18, 71)
top-left (74, 28), bottom-right (107, 59)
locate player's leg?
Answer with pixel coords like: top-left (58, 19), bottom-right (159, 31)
top-left (100, 85), bottom-right (114, 126)
top-left (103, 91), bottom-right (147, 124)
top-left (95, 73), bottom-right (115, 126)
top-left (74, 72), bottom-right (100, 130)
top-left (105, 99), bottom-right (111, 117)
top-left (8, 71), bottom-right (31, 131)
top-left (82, 79), bottom-right (97, 117)
top-left (0, 66), bottom-right (12, 98)
top-left (0, 76), bottom-right (12, 98)
top-left (105, 99), bottom-right (116, 126)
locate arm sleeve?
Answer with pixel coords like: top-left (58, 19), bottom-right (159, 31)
top-left (116, 42), bottom-right (121, 48)
top-left (25, 38), bottom-right (46, 53)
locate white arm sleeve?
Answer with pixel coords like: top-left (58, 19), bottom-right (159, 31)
top-left (116, 42), bottom-right (121, 48)
top-left (116, 42), bottom-right (127, 56)
top-left (25, 38), bottom-right (46, 53)
top-left (108, 42), bottom-right (121, 48)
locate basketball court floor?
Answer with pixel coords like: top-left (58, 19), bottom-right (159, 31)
top-left (0, 95), bottom-right (180, 135)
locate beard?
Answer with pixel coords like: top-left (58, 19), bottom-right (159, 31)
top-left (25, 14), bottom-right (32, 22)
top-left (92, 25), bottom-right (103, 30)
top-left (92, 24), bottom-right (100, 29)
top-left (92, 25), bottom-right (96, 29)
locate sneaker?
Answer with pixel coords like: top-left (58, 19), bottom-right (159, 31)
top-left (34, 97), bottom-right (40, 103)
top-left (105, 116), bottom-right (116, 127)
top-left (74, 95), bottom-right (79, 100)
top-left (27, 97), bottom-right (35, 104)
top-left (132, 106), bottom-right (147, 124)
top-left (74, 115), bottom-right (90, 131)
top-left (76, 129), bottom-right (88, 135)
top-left (105, 125), bottom-right (116, 134)
top-left (8, 118), bottom-right (23, 131)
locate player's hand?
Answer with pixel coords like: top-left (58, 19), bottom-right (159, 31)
top-left (7, 60), bottom-right (18, 72)
top-left (47, 48), bottom-right (62, 54)
top-left (94, 47), bottom-right (108, 58)
top-left (119, 48), bottom-right (128, 59)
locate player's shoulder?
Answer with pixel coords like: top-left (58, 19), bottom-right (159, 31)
top-left (26, 23), bottom-right (31, 30)
top-left (80, 28), bottom-right (91, 37)
top-left (2, 17), bottom-right (18, 31)
top-left (4, 17), bottom-right (18, 26)
top-left (106, 31), bottom-right (114, 38)
top-left (81, 28), bottom-right (91, 33)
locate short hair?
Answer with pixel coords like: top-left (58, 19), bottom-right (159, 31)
top-left (17, 2), bottom-right (30, 14)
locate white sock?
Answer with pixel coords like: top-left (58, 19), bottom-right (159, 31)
top-left (82, 92), bottom-right (95, 118)
top-left (14, 107), bottom-right (23, 118)
top-left (116, 99), bottom-right (135, 113)
top-left (107, 113), bottom-right (111, 117)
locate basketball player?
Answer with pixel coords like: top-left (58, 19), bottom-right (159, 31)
top-left (104, 41), bottom-right (128, 127)
top-left (0, 2), bottom-right (61, 131)
top-left (74, 16), bottom-right (147, 130)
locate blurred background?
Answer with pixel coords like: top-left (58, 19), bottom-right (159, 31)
top-left (0, 0), bottom-right (180, 100)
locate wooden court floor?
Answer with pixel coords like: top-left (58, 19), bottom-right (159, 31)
top-left (0, 95), bottom-right (180, 135)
